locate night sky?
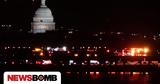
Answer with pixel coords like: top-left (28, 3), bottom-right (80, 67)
top-left (0, 0), bottom-right (160, 32)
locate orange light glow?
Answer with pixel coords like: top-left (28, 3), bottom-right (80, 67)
top-left (143, 54), bottom-right (147, 56)
top-left (40, 52), bottom-right (44, 56)
top-left (122, 47), bottom-right (150, 56)
top-left (137, 48), bottom-right (142, 53)
top-left (133, 72), bottom-right (140, 75)
top-left (131, 48), bottom-right (135, 56)
top-left (144, 48), bottom-right (149, 53)
top-left (33, 48), bottom-right (42, 52)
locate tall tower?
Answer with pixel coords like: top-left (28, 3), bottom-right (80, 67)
top-left (31, 0), bottom-right (55, 34)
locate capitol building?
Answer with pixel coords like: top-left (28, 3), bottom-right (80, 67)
top-left (31, 0), bottom-right (55, 34)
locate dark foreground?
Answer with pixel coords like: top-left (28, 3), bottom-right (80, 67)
top-left (1, 65), bottom-right (160, 84)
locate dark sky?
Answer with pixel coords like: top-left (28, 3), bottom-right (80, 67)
top-left (0, 0), bottom-right (160, 32)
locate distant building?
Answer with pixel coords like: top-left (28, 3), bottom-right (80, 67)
top-left (31, 0), bottom-right (55, 33)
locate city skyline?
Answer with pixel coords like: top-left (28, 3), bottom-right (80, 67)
top-left (1, 1), bottom-right (160, 84)
top-left (0, 0), bottom-right (160, 32)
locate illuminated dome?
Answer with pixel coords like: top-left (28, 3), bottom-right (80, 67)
top-left (34, 6), bottom-right (53, 22)
top-left (31, 0), bottom-right (55, 34)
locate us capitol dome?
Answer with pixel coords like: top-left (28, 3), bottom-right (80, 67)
top-left (31, 0), bottom-right (55, 34)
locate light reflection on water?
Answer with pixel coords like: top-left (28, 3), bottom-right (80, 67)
top-left (63, 72), bottom-right (150, 84)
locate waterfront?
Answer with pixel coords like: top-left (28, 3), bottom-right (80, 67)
top-left (1, 65), bottom-right (160, 84)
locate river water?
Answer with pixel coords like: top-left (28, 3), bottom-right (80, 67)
top-left (1, 65), bottom-right (160, 84)
top-left (62, 72), bottom-right (160, 84)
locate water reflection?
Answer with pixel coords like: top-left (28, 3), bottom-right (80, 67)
top-left (63, 72), bottom-right (150, 84)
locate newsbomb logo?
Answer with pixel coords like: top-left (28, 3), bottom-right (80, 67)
top-left (7, 74), bottom-right (57, 81)
top-left (4, 71), bottom-right (61, 84)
